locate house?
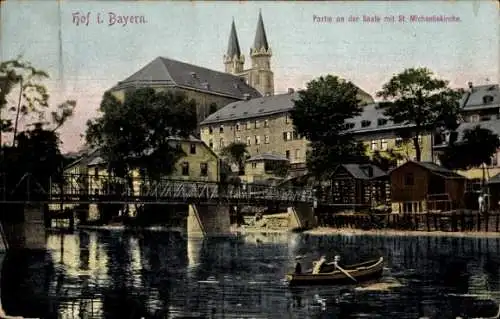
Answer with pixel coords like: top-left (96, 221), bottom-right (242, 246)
top-left (243, 153), bottom-right (289, 183)
top-left (328, 163), bottom-right (389, 209)
top-left (388, 161), bottom-right (467, 214)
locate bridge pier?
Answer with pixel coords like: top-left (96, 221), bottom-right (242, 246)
top-left (288, 203), bottom-right (317, 230)
top-left (187, 204), bottom-right (231, 238)
top-left (1, 204), bottom-right (46, 250)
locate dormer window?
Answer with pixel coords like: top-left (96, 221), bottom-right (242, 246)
top-left (377, 118), bottom-right (388, 126)
top-left (483, 95), bottom-right (494, 104)
top-left (361, 120), bottom-right (371, 128)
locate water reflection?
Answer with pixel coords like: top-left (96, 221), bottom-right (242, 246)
top-left (0, 231), bottom-right (498, 318)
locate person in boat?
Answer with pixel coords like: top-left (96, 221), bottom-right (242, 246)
top-left (312, 255), bottom-right (327, 274)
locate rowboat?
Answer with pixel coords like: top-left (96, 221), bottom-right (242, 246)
top-left (286, 257), bottom-right (384, 286)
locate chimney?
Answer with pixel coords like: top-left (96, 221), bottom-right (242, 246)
top-left (468, 81), bottom-right (473, 91)
top-left (243, 93), bottom-right (251, 100)
top-left (288, 88), bottom-right (294, 94)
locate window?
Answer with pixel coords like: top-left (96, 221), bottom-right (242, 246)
top-left (264, 120), bottom-right (269, 127)
top-left (292, 131), bottom-right (298, 140)
top-left (285, 150), bottom-right (290, 159)
top-left (470, 115), bottom-right (480, 122)
top-left (483, 95), bottom-right (494, 104)
top-left (295, 149), bottom-right (300, 160)
top-left (236, 122), bottom-right (241, 131)
top-left (208, 127), bottom-right (213, 134)
top-left (252, 162), bottom-right (257, 169)
top-left (255, 120), bottom-right (260, 129)
top-left (264, 135), bottom-right (270, 144)
top-left (246, 136), bottom-right (251, 146)
top-left (395, 137), bottom-right (403, 147)
top-left (361, 120), bottom-right (371, 128)
top-left (219, 125), bottom-right (224, 133)
top-left (404, 173), bottom-right (414, 186)
top-left (220, 138), bottom-right (225, 148)
top-left (371, 140), bottom-right (378, 151)
top-left (255, 135), bottom-right (261, 145)
top-left (236, 136), bottom-right (241, 143)
top-left (208, 139), bottom-right (213, 148)
top-left (246, 122), bottom-right (251, 130)
top-left (377, 118), bottom-right (388, 126)
top-left (285, 115), bottom-right (290, 124)
top-left (190, 143), bottom-right (196, 154)
top-left (381, 139), bottom-right (388, 151)
top-left (94, 167), bottom-right (99, 178)
top-left (200, 163), bottom-right (208, 176)
top-left (182, 162), bottom-right (189, 176)
top-left (283, 132), bottom-right (292, 141)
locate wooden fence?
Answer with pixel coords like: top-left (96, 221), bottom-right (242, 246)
top-left (325, 210), bottom-right (500, 232)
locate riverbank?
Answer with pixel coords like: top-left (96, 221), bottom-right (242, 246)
top-left (234, 226), bottom-right (500, 238)
top-left (75, 224), bottom-right (500, 238)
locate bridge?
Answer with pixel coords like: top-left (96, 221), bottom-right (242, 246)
top-left (0, 173), bottom-right (316, 205)
top-left (0, 173), bottom-right (319, 245)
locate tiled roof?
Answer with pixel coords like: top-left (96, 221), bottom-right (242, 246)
top-left (445, 118), bottom-right (500, 143)
top-left (111, 57), bottom-right (262, 100)
top-left (334, 164), bottom-right (386, 180)
top-left (246, 153), bottom-right (289, 162)
top-left (201, 92), bottom-right (298, 125)
top-left (462, 84), bottom-right (499, 111)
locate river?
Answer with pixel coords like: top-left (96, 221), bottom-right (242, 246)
top-left (0, 230), bottom-right (499, 318)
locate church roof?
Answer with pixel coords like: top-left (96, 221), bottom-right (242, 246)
top-left (111, 57), bottom-right (262, 100)
top-left (252, 11), bottom-right (269, 51)
top-left (227, 20), bottom-right (242, 58)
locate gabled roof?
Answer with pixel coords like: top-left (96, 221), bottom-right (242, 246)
top-left (246, 153), bottom-right (288, 162)
top-left (389, 161), bottom-right (466, 179)
top-left (201, 90), bottom-right (375, 126)
top-left (111, 57), bottom-right (262, 100)
top-left (201, 92), bottom-right (298, 125)
top-left (333, 164), bottom-right (386, 180)
top-left (462, 84), bottom-right (499, 111)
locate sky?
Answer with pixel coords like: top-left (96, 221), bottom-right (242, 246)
top-left (0, 0), bottom-right (498, 153)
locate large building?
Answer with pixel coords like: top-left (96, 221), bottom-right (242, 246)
top-left (433, 83), bottom-right (500, 183)
top-left (199, 89), bottom-right (375, 168)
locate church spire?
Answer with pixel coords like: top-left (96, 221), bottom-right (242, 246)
top-left (252, 10), bottom-right (269, 52)
top-left (226, 19), bottom-right (241, 58)
top-left (223, 19), bottom-right (244, 74)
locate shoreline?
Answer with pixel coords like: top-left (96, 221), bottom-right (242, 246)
top-left (75, 224), bottom-right (500, 238)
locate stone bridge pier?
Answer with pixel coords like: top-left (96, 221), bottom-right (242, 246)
top-left (0, 204), bottom-right (47, 251)
top-left (187, 204), bottom-right (231, 238)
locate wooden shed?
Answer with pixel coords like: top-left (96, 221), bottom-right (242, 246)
top-left (388, 161), bottom-right (467, 214)
top-left (328, 163), bottom-right (389, 209)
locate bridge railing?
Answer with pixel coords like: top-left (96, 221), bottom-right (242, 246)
top-left (46, 174), bottom-right (316, 203)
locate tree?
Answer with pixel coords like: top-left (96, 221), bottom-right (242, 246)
top-left (376, 68), bottom-right (463, 161)
top-left (220, 142), bottom-right (249, 175)
top-left (371, 149), bottom-right (404, 172)
top-left (439, 126), bottom-right (500, 172)
top-left (290, 75), bottom-right (368, 178)
top-left (0, 58), bottom-right (76, 194)
top-left (85, 88), bottom-right (198, 181)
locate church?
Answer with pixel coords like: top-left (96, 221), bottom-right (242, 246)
top-left (108, 12), bottom-right (273, 125)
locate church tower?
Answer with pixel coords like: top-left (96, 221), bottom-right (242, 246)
top-left (249, 11), bottom-right (274, 96)
top-left (223, 19), bottom-right (245, 74)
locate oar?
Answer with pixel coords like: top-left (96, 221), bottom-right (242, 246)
top-left (333, 261), bottom-right (357, 283)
